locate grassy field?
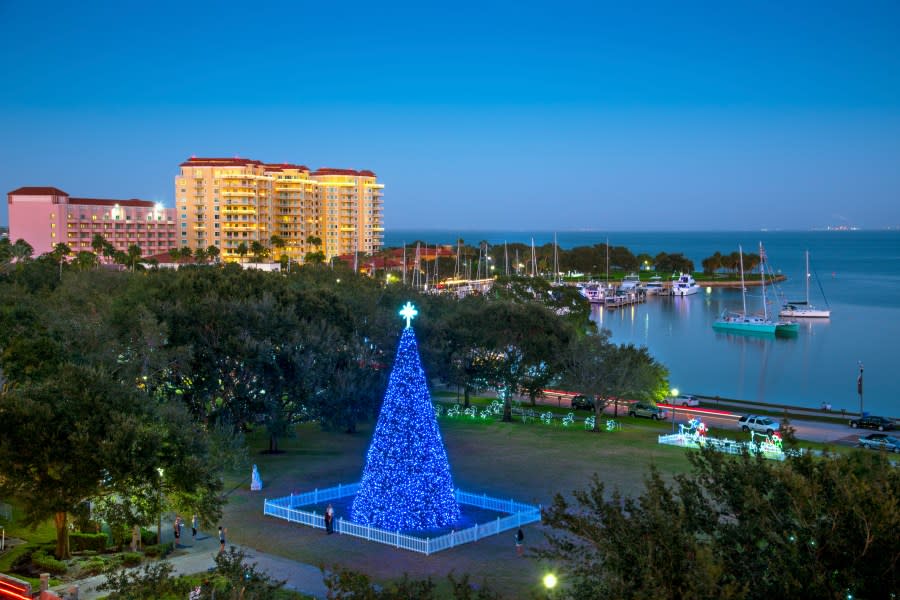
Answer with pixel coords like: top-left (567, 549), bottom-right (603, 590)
top-left (222, 415), bottom-right (695, 598)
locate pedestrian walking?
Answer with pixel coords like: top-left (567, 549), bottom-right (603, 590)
top-left (515, 527), bottom-right (524, 556)
top-left (218, 526), bottom-right (226, 553)
top-left (325, 504), bottom-right (335, 534)
top-left (174, 515), bottom-right (181, 547)
top-left (191, 514), bottom-right (198, 541)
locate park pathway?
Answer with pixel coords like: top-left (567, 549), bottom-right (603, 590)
top-left (53, 532), bottom-right (328, 599)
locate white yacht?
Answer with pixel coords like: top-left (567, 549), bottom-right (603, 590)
top-left (644, 275), bottom-right (665, 295)
top-left (618, 273), bottom-right (641, 293)
top-left (672, 273), bottom-right (700, 296)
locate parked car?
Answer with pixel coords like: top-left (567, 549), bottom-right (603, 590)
top-left (672, 394), bottom-right (700, 407)
top-left (571, 394), bottom-right (594, 410)
top-left (628, 402), bottom-right (669, 420)
top-left (738, 415), bottom-right (780, 435)
top-left (849, 415), bottom-right (896, 431)
top-left (857, 433), bottom-right (900, 453)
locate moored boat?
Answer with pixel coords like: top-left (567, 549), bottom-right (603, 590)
top-left (779, 250), bottom-right (831, 318)
top-left (713, 243), bottom-right (798, 336)
top-left (672, 273), bottom-right (700, 296)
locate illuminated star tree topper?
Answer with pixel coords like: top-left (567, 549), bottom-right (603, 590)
top-left (352, 303), bottom-right (460, 530)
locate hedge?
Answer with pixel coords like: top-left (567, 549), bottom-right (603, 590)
top-left (143, 542), bottom-right (174, 558)
top-left (31, 551), bottom-right (67, 575)
top-left (120, 552), bottom-right (142, 567)
top-left (70, 532), bottom-right (108, 553)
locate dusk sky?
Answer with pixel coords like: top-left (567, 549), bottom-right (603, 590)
top-left (2, 1), bottom-right (899, 231)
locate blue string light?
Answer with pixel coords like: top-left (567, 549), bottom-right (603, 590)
top-left (352, 323), bottom-right (461, 530)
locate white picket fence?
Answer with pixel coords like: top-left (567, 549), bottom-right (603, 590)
top-left (263, 483), bottom-right (541, 555)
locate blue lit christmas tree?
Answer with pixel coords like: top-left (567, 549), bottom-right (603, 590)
top-left (351, 302), bottom-right (461, 530)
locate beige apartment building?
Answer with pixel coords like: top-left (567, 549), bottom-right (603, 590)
top-left (175, 157), bottom-right (384, 263)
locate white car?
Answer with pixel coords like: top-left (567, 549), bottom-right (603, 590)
top-left (672, 394), bottom-right (700, 407)
top-left (739, 415), bottom-right (780, 435)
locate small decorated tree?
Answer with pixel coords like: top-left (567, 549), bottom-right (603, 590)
top-left (352, 302), bottom-right (461, 530)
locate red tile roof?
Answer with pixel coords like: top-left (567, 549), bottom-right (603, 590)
top-left (264, 163), bottom-right (310, 172)
top-left (180, 157), bottom-right (265, 167)
top-left (69, 197), bottom-right (157, 208)
top-left (8, 186), bottom-right (68, 196)
top-left (312, 168), bottom-right (376, 177)
top-left (180, 158), bottom-right (375, 177)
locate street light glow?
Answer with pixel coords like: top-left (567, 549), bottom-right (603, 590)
top-left (543, 573), bottom-right (558, 589)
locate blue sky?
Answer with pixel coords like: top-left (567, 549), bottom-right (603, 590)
top-left (2, 1), bottom-right (899, 230)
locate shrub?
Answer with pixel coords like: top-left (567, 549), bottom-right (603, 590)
top-left (143, 542), bottom-right (173, 558)
top-left (140, 527), bottom-right (157, 546)
top-left (31, 551), bottom-right (68, 575)
top-left (120, 552), bottom-right (142, 567)
top-left (75, 557), bottom-right (107, 577)
top-left (70, 532), bottom-right (108, 553)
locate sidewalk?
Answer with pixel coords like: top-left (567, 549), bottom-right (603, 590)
top-left (54, 532), bottom-right (328, 599)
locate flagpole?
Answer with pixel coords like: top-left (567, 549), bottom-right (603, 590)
top-left (857, 361), bottom-right (864, 417)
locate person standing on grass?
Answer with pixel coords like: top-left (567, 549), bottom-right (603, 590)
top-left (191, 514), bottom-right (198, 541)
top-left (515, 527), bottom-right (524, 556)
top-left (174, 515), bottom-right (181, 548)
top-left (218, 526), bottom-right (226, 553)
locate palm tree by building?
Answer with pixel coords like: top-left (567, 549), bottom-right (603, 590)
top-left (236, 242), bottom-right (249, 264)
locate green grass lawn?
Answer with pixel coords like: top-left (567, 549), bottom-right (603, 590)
top-left (222, 416), bottom-right (695, 598)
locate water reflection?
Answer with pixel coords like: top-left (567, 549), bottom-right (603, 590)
top-left (588, 288), bottom-right (896, 414)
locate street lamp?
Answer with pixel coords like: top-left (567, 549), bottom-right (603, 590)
top-left (543, 573), bottom-right (558, 597)
top-left (857, 362), bottom-right (864, 417)
top-left (670, 388), bottom-right (679, 433)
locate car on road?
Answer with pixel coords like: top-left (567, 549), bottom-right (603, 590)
top-left (571, 394), bottom-right (594, 410)
top-left (738, 415), bottom-right (780, 435)
top-left (849, 415), bottom-right (896, 431)
top-left (672, 394), bottom-right (700, 407)
top-left (857, 433), bottom-right (900, 453)
top-left (628, 402), bottom-right (669, 420)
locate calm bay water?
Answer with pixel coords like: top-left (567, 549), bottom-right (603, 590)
top-left (387, 230), bottom-right (900, 417)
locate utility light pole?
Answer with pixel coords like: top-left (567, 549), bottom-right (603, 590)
top-left (857, 361), bottom-right (864, 417)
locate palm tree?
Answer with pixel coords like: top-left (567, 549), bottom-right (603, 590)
top-left (51, 243), bottom-right (71, 279)
top-left (126, 244), bottom-right (142, 273)
top-left (270, 235), bottom-right (286, 260)
top-left (11, 239), bottom-right (33, 262)
top-left (236, 242), bottom-right (249, 264)
top-left (206, 245), bottom-right (220, 264)
top-left (73, 251), bottom-right (99, 271)
top-left (249, 241), bottom-right (269, 263)
top-left (178, 246), bottom-right (193, 263)
top-left (193, 246), bottom-right (207, 264)
top-left (91, 234), bottom-right (109, 266)
top-left (168, 246), bottom-right (180, 263)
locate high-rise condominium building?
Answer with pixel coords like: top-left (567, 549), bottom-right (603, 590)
top-left (7, 186), bottom-right (177, 257)
top-left (175, 157), bottom-right (384, 263)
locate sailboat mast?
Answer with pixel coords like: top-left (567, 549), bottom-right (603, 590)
top-left (805, 250), bottom-right (811, 305)
top-left (530, 237), bottom-right (537, 277)
top-left (402, 243), bottom-right (407, 285)
top-left (760, 242), bottom-right (768, 320)
top-left (739, 245), bottom-right (747, 315)
top-left (554, 232), bottom-right (559, 284)
top-left (504, 242), bottom-right (509, 276)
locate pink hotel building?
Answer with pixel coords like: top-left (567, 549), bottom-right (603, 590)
top-left (7, 187), bottom-right (177, 257)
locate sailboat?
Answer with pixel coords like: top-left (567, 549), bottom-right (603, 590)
top-left (779, 250), bottom-right (831, 318)
top-left (713, 243), bottom-right (798, 336)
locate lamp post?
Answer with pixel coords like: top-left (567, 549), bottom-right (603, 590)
top-left (543, 573), bottom-right (558, 598)
top-left (670, 388), bottom-right (679, 433)
top-left (857, 362), bottom-right (864, 417)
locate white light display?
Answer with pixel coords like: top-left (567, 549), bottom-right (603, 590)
top-left (351, 308), bottom-right (461, 530)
